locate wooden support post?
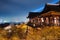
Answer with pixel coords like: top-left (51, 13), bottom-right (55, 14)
top-left (48, 17), bottom-right (53, 26)
top-left (43, 17), bottom-right (46, 26)
top-left (38, 18), bottom-right (41, 26)
top-left (56, 16), bottom-right (60, 26)
top-left (40, 17), bottom-right (43, 26)
top-left (59, 16), bottom-right (60, 26)
top-left (52, 17), bottom-right (54, 26)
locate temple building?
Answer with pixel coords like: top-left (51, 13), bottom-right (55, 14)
top-left (27, 1), bottom-right (60, 27)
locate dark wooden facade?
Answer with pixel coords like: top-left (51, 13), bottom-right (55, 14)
top-left (27, 2), bottom-right (60, 27)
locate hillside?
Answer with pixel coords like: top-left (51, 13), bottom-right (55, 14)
top-left (0, 24), bottom-right (60, 40)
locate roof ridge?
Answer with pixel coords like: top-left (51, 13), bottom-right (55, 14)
top-left (46, 3), bottom-right (60, 6)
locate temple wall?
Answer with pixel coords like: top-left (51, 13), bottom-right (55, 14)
top-left (28, 11), bottom-right (60, 27)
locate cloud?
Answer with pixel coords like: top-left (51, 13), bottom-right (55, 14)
top-left (0, 0), bottom-right (59, 22)
top-left (0, 18), bottom-right (3, 23)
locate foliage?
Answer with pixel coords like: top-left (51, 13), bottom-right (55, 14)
top-left (0, 24), bottom-right (60, 40)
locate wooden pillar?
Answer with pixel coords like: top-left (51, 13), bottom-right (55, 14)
top-left (30, 18), bottom-right (33, 23)
top-left (37, 18), bottom-right (41, 24)
top-left (52, 17), bottom-right (54, 26)
top-left (40, 17), bottom-right (42, 26)
top-left (54, 17), bottom-right (57, 26)
top-left (59, 16), bottom-right (60, 26)
top-left (54, 16), bottom-right (59, 26)
top-left (48, 17), bottom-right (54, 26)
top-left (41, 17), bottom-right (44, 26)
top-left (49, 17), bottom-right (51, 26)
top-left (48, 17), bottom-right (50, 26)
top-left (56, 16), bottom-right (60, 26)
top-left (39, 18), bottom-right (41, 26)
top-left (29, 19), bottom-right (31, 22)
top-left (58, 16), bottom-right (60, 26)
top-left (51, 17), bottom-right (54, 26)
top-left (38, 18), bottom-right (41, 26)
top-left (45, 17), bottom-right (49, 26)
top-left (43, 17), bottom-right (46, 26)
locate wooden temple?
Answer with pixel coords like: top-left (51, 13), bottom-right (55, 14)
top-left (27, 2), bottom-right (60, 27)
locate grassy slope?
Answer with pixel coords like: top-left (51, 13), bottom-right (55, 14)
top-left (26, 26), bottom-right (60, 40)
top-left (0, 24), bottom-right (60, 40)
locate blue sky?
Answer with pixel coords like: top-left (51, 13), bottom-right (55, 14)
top-left (0, 0), bottom-right (59, 23)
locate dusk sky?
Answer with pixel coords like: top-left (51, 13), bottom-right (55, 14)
top-left (0, 0), bottom-right (59, 23)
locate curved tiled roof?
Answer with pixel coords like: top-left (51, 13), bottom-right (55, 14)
top-left (27, 12), bottom-right (40, 18)
top-left (41, 3), bottom-right (60, 13)
top-left (27, 1), bottom-right (60, 18)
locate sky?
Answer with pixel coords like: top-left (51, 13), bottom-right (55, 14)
top-left (0, 0), bottom-right (59, 23)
